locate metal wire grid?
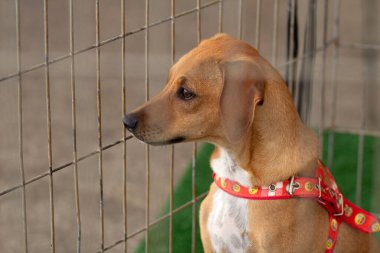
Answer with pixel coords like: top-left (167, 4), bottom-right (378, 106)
top-left (144, 1), bottom-right (150, 252)
top-left (1, 0), bottom-right (379, 253)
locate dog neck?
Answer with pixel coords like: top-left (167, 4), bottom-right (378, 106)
top-left (222, 76), bottom-right (319, 186)
top-left (210, 148), bottom-right (252, 187)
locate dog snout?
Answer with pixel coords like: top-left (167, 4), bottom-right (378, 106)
top-left (123, 114), bottom-right (138, 132)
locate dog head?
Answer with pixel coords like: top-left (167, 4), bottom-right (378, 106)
top-left (123, 34), bottom-right (265, 147)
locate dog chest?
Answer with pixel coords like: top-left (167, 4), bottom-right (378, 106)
top-left (208, 189), bottom-right (252, 253)
top-left (208, 149), bottom-right (253, 252)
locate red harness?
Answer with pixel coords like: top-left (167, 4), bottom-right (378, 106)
top-left (213, 161), bottom-right (380, 252)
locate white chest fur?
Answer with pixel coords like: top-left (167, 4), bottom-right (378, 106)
top-left (208, 149), bottom-right (252, 253)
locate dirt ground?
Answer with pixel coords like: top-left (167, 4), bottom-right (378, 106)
top-left (0, 0), bottom-right (379, 252)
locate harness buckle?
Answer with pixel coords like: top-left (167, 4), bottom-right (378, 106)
top-left (317, 177), bottom-right (322, 198)
top-left (333, 193), bottom-right (344, 217)
top-left (286, 176), bottom-right (300, 196)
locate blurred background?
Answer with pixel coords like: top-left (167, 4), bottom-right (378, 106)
top-left (0, 0), bottom-right (379, 252)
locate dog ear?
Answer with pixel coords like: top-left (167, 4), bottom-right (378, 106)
top-left (220, 59), bottom-right (265, 143)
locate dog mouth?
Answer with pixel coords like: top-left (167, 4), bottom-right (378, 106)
top-left (135, 135), bottom-right (186, 146)
top-left (130, 130), bottom-right (185, 146)
top-left (123, 119), bottom-right (186, 145)
top-left (149, 136), bottom-right (186, 145)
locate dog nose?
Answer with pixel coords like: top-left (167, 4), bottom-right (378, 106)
top-left (123, 114), bottom-right (138, 132)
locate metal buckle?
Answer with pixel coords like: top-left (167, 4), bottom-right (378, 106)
top-left (333, 193), bottom-right (344, 217)
top-left (317, 177), bottom-right (322, 198)
top-left (286, 176), bottom-right (300, 196)
top-left (286, 176), bottom-right (295, 196)
top-left (316, 177), bottom-right (327, 205)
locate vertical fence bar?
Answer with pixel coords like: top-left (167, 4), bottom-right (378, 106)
top-left (95, 0), bottom-right (105, 252)
top-left (356, 128), bottom-right (365, 206)
top-left (271, 0), bottom-right (278, 65)
top-left (196, 0), bottom-right (200, 43)
top-left (121, 0), bottom-right (128, 252)
top-left (169, 146), bottom-right (174, 253)
top-left (169, 0), bottom-right (175, 252)
top-left (218, 0), bottom-right (223, 33)
top-left (288, 0), bottom-right (296, 94)
top-left (319, 0), bottom-right (328, 157)
top-left (69, 0), bottom-right (82, 252)
top-left (191, 145), bottom-right (198, 253)
top-left (327, 0), bottom-right (341, 168)
top-left (191, 141), bottom-right (197, 253)
top-left (255, 0), bottom-right (261, 49)
top-left (15, 0), bottom-right (28, 252)
top-left (192, 3), bottom-right (201, 252)
top-left (43, 0), bottom-right (56, 252)
top-left (355, 2), bottom-right (369, 205)
top-left (145, 0), bottom-right (150, 252)
top-left (238, 0), bottom-right (243, 39)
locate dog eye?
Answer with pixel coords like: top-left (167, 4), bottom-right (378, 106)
top-left (177, 87), bottom-right (196, 100)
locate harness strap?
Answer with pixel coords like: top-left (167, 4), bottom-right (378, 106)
top-left (212, 161), bottom-right (380, 252)
top-left (325, 216), bottom-right (342, 252)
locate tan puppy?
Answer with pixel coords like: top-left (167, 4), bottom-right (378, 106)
top-left (123, 34), bottom-right (380, 252)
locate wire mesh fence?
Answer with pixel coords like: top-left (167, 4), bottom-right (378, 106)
top-left (0, 0), bottom-right (379, 252)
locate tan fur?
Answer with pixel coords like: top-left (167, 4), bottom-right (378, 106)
top-left (126, 34), bottom-right (380, 252)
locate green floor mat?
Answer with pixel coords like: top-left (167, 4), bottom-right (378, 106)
top-left (136, 132), bottom-right (380, 252)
